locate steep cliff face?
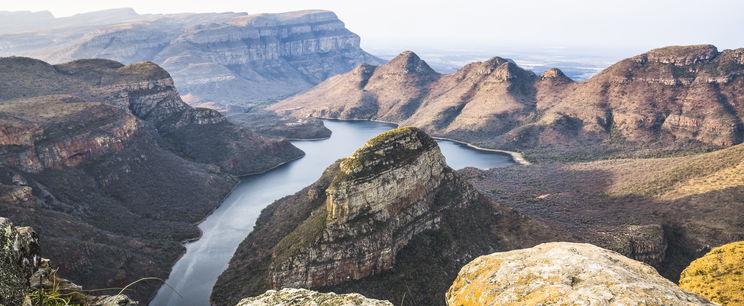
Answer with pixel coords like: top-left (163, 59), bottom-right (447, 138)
top-left (446, 242), bottom-right (711, 305)
top-left (0, 9), bottom-right (382, 107)
top-left (272, 45), bottom-right (744, 159)
top-left (0, 57), bottom-right (302, 301)
top-left (213, 127), bottom-right (553, 306)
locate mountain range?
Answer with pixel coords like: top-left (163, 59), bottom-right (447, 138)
top-left (271, 45), bottom-right (744, 160)
top-left (0, 8), bottom-right (382, 109)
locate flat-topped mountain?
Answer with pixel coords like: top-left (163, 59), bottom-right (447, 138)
top-left (0, 57), bottom-right (302, 301)
top-left (0, 9), bottom-right (382, 108)
top-left (272, 45), bottom-right (744, 160)
top-left (212, 127), bottom-right (556, 305)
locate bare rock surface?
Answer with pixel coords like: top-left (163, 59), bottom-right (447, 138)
top-left (236, 288), bottom-right (392, 306)
top-left (446, 242), bottom-right (712, 305)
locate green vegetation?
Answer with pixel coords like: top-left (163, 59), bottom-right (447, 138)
top-left (272, 205), bottom-right (328, 265)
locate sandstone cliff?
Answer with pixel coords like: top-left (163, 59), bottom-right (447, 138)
top-left (0, 57), bottom-right (302, 301)
top-left (0, 9), bottom-right (382, 108)
top-left (679, 241), bottom-right (744, 305)
top-left (212, 127), bottom-right (554, 306)
top-left (272, 45), bottom-right (744, 160)
top-left (446, 242), bottom-right (711, 305)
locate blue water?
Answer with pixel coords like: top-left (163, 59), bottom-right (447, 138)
top-left (150, 120), bottom-right (515, 306)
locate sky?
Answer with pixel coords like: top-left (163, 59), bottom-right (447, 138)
top-left (2, 0), bottom-right (743, 53)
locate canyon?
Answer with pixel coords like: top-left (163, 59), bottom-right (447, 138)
top-left (214, 126), bottom-right (743, 305)
top-left (0, 8), bottom-right (382, 110)
top-left (212, 127), bottom-right (554, 305)
top-left (272, 45), bottom-right (744, 160)
top-left (0, 56), bottom-right (302, 302)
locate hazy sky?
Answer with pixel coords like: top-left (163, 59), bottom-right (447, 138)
top-left (2, 0), bottom-right (743, 52)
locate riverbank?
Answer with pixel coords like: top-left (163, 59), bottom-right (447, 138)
top-left (315, 117), bottom-right (532, 166)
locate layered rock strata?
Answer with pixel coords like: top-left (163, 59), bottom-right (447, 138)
top-left (0, 9), bottom-right (382, 107)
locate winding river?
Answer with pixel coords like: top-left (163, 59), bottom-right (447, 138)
top-left (150, 120), bottom-right (515, 306)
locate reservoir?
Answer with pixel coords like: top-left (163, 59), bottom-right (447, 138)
top-left (150, 120), bottom-right (516, 306)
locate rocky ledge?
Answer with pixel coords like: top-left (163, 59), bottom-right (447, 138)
top-left (446, 242), bottom-right (712, 305)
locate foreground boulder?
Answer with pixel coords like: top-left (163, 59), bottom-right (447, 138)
top-left (237, 288), bottom-right (392, 306)
top-left (446, 242), bottom-right (711, 305)
top-left (679, 241), bottom-right (744, 305)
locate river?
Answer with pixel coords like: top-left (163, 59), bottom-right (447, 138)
top-left (150, 120), bottom-right (515, 306)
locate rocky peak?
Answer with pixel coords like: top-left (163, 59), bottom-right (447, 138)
top-left (539, 68), bottom-right (573, 83)
top-left (326, 127), bottom-right (444, 224)
top-left (370, 51), bottom-right (440, 85)
top-left (456, 56), bottom-right (535, 82)
top-left (641, 44), bottom-right (719, 66)
top-left (268, 127), bottom-right (482, 290)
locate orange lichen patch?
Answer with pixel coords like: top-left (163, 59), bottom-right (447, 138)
top-left (679, 241), bottom-right (744, 305)
top-left (447, 256), bottom-right (505, 305)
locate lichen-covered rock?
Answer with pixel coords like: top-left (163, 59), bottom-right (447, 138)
top-left (446, 242), bottom-right (712, 305)
top-left (679, 241), bottom-right (744, 305)
top-left (236, 288), bottom-right (392, 306)
top-left (0, 217), bottom-right (39, 306)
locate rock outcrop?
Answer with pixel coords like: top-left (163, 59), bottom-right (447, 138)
top-left (213, 127), bottom-right (554, 306)
top-left (0, 217), bottom-right (39, 305)
top-left (0, 57), bottom-right (302, 302)
top-left (0, 217), bottom-right (138, 305)
top-left (272, 45), bottom-right (744, 159)
top-left (237, 288), bottom-right (392, 306)
top-left (0, 9), bottom-right (382, 108)
top-left (446, 242), bottom-right (712, 305)
top-left (679, 241), bottom-right (744, 305)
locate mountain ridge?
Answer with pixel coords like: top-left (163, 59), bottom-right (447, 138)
top-left (272, 45), bottom-right (744, 160)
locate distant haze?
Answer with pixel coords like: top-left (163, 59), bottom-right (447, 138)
top-left (3, 0), bottom-right (743, 54)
